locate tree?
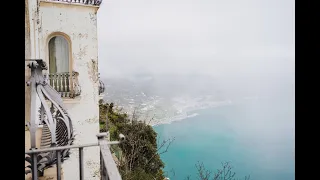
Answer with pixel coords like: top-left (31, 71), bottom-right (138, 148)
top-left (182, 162), bottom-right (250, 180)
top-left (99, 101), bottom-right (249, 180)
top-left (99, 99), bottom-right (109, 132)
top-left (99, 100), bottom-right (174, 180)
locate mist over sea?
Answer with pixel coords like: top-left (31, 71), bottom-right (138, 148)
top-left (154, 94), bottom-right (295, 180)
top-left (96, 0), bottom-right (294, 179)
top-left (101, 70), bottom-right (295, 180)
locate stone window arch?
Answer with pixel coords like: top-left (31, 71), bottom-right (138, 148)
top-left (46, 33), bottom-right (80, 98)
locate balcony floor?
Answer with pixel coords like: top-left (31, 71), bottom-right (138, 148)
top-left (25, 127), bottom-right (65, 180)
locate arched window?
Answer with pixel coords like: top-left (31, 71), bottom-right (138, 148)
top-left (48, 35), bottom-right (78, 98)
top-left (48, 36), bottom-right (70, 74)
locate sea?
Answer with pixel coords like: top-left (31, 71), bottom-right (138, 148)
top-left (154, 95), bottom-right (295, 180)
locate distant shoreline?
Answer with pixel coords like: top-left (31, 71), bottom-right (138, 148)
top-left (150, 99), bottom-right (233, 126)
top-left (150, 112), bottom-right (199, 127)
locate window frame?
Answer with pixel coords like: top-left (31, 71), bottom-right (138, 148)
top-left (46, 32), bottom-right (75, 97)
top-left (46, 32), bottom-right (73, 75)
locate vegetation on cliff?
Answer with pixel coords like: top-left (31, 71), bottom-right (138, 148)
top-left (99, 100), bottom-right (173, 180)
top-left (99, 100), bottom-right (250, 180)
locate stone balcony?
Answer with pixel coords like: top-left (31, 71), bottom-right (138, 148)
top-left (46, 71), bottom-right (81, 98)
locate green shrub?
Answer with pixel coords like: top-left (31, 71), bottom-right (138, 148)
top-left (99, 100), bottom-right (166, 180)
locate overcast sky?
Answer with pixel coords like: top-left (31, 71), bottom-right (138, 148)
top-left (97, 0), bottom-right (294, 79)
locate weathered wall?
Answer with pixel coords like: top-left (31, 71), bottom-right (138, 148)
top-left (30, 1), bottom-right (100, 179)
top-left (25, 0), bottom-right (31, 123)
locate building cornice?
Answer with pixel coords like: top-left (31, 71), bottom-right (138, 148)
top-left (40, 0), bottom-right (100, 9)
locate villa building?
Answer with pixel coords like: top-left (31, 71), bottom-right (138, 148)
top-left (24, 1), bottom-right (117, 180)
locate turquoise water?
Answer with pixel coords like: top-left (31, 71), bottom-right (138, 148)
top-left (154, 97), bottom-right (295, 180)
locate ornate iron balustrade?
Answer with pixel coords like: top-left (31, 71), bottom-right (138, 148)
top-left (25, 59), bottom-right (123, 180)
top-left (25, 59), bottom-right (75, 179)
top-left (46, 71), bottom-right (81, 98)
top-left (99, 78), bottom-right (105, 95)
top-left (42, 0), bottom-right (103, 6)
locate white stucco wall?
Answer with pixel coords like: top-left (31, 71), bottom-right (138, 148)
top-left (27, 1), bottom-right (101, 179)
top-left (25, 0), bottom-right (31, 124)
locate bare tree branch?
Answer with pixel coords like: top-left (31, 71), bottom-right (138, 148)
top-left (147, 114), bottom-right (156, 126)
top-left (170, 168), bottom-right (175, 177)
top-left (195, 161), bottom-right (212, 180)
top-left (189, 161), bottom-right (250, 180)
top-left (145, 137), bottom-right (175, 167)
top-left (158, 137), bottom-right (175, 155)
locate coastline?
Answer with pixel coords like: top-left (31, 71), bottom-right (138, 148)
top-left (150, 99), bottom-right (233, 126)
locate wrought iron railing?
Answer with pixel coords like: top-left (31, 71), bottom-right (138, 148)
top-left (42, 0), bottom-right (103, 6)
top-left (99, 78), bottom-right (105, 95)
top-left (46, 71), bottom-right (81, 98)
top-left (25, 133), bottom-right (123, 180)
top-left (25, 59), bottom-right (76, 178)
top-left (25, 59), bottom-right (123, 180)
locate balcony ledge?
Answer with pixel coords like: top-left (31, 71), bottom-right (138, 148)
top-left (45, 96), bottom-right (81, 104)
top-left (40, 0), bottom-right (100, 8)
top-left (63, 96), bottom-right (81, 104)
